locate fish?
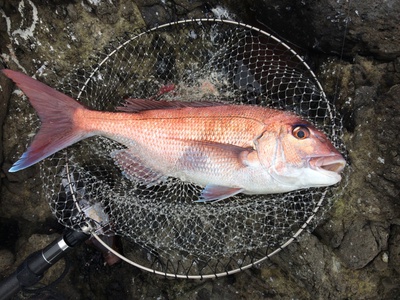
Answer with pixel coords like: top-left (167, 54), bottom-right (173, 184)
top-left (2, 69), bottom-right (346, 202)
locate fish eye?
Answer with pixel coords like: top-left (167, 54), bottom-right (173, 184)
top-left (292, 126), bottom-right (310, 140)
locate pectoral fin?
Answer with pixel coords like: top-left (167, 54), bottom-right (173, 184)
top-left (196, 184), bottom-right (244, 203)
top-left (178, 141), bottom-right (256, 169)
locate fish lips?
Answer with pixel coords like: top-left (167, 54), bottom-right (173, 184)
top-left (308, 154), bottom-right (346, 177)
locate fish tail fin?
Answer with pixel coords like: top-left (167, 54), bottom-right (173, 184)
top-left (2, 69), bottom-right (90, 172)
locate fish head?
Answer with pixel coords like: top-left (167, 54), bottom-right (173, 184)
top-left (256, 114), bottom-right (346, 190)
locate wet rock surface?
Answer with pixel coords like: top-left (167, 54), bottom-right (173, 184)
top-left (226, 0), bottom-right (400, 60)
top-left (0, 0), bottom-right (399, 299)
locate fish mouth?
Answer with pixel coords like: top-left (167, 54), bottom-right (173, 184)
top-left (309, 154), bottom-right (346, 174)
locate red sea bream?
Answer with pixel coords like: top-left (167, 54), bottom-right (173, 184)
top-left (2, 69), bottom-right (346, 202)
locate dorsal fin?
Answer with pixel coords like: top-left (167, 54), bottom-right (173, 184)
top-left (116, 98), bottom-right (228, 113)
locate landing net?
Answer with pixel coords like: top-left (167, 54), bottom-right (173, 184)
top-left (38, 19), bottom-right (347, 278)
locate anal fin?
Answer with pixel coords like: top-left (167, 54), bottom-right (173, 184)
top-left (111, 149), bottom-right (166, 186)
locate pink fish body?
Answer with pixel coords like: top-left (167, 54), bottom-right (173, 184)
top-left (2, 69), bottom-right (346, 202)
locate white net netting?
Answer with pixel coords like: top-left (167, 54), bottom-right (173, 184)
top-left (38, 19), bottom-right (347, 278)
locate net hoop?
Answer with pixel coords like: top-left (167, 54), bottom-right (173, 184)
top-left (40, 18), bottom-right (346, 279)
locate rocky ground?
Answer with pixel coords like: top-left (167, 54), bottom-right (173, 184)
top-left (0, 0), bottom-right (399, 299)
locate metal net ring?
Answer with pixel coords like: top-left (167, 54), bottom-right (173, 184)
top-left (38, 19), bottom-right (348, 278)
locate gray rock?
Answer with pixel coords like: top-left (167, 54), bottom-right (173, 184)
top-left (0, 1), bottom-right (399, 299)
top-left (224, 0), bottom-right (400, 59)
top-left (0, 249), bottom-right (14, 271)
top-left (336, 221), bottom-right (388, 269)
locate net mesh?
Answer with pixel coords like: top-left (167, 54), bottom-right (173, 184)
top-left (37, 19), bottom-right (347, 278)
